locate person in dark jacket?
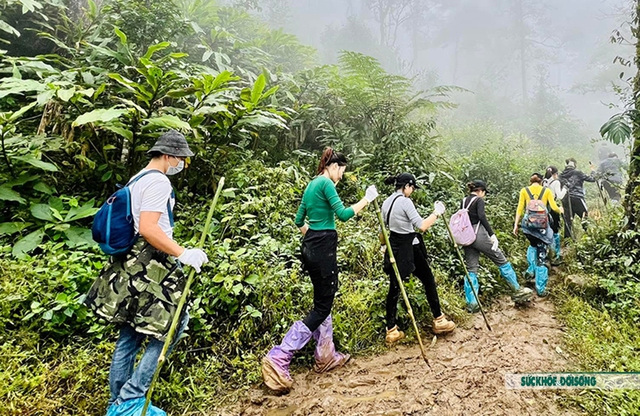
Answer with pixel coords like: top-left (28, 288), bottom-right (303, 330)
top-left (559, 158), bottom-right (595, 238)
top-left (461, 180), bottom-right (532, 312)
top-left (598, 152), bottom-right (625, 203)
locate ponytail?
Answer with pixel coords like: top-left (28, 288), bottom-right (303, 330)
top-left (466, 181), bottom-right (476, 193)
top-left (384, 175), bottom-right (398, 186)
top-left (544, 166), bottom-right (558, 180)
top-left (317, 147), bottom-right (348, 175)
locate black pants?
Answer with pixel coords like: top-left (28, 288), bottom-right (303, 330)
top-left (549, 210), bottom-right (561, 234)
top-left (562, 196), bottom-right (588, 238)
top-left (602, 181), bottom-right (621, 202)
top-left (386, 244), bottom-right (442, 329)
top-left (301, 229), bottom-right (338, 332)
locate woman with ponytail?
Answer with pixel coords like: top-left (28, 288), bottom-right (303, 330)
top-left (461, 180), bottom-right (533, 313)
top-left (380, 173), bottom-right (456, 343)
top-left (543, 166), bottom-right (566, 266)
top-left (262, 147), bottom-right (378, 393)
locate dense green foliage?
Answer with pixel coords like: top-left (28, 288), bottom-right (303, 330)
top-left (1, 0), bottom-right (638, 415)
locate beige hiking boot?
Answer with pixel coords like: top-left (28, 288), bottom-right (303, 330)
top-left (385, 325), bottom-right (405, 343)
top-left (432, 315), bottom-right (456, 334)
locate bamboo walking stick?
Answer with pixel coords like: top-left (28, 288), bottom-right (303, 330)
top-left (441, 212), bottom-right (492, 331)
top-left (142, 176), bottom-right (225, 416)
top-left (373, 199), bottom-right (430, 367)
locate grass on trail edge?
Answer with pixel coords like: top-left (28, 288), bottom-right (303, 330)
top-left (553, 272), bottom-right (640, 416)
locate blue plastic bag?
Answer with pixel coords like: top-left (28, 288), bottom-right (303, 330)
top-left (106, 397), bottom-right (166, 416)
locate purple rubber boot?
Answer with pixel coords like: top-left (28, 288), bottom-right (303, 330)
top-left (261, 321), bottom-right (312, 392)
top-left (312, 315), bottom-right (351, 373)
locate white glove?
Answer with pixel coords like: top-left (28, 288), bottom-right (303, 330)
top-left (489, 235), bottom-right (499, 252)
top-left (380, 244), bottom-right (387, 255)
top-left (434, 201), bottom-right (446, 216)
top-left (365, 185), bottom-right (379, 203)
top-left (178, 248), bottom-right (209, 273)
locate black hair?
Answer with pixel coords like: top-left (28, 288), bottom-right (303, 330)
top-left (149, 151), bottom-right (164, 159)
top-left (544, 166), bottom-right (558, 179)
top-left (384, 175), bottom-right (405, 190)
top-left (317, 147), bottom-right (348, 175)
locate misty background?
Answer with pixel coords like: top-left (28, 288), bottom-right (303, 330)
top-left (229, 0), bottom-right (633, 158)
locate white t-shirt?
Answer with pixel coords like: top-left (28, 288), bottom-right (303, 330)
top-left (129, 169), bottom-right (175, 240)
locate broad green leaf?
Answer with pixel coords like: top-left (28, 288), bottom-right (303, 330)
top-left (64, 227), bottom-right (96, 248)
top-left (261, 85), bottom-right (279, 101)
top-left (202, 50), bottom-right (213, 62)
top-left (65, 201), bottom-right (98, 222)
top-left (212, 70), bottom-right (236, 90)
top-left (33, 181), bottom-right (54, 194)
top-left (0, 186), bottom-right (26, 204)
top-left (12, 229), bottom-right (45, 258)
top-left (102, 124), bottom-right (133, 141)
top-left (57, 88), bottom-right (75, 102)
top-left (72, 108), bottom-right (127, 127)
top-left (142, 115), bottom-right (191, 131)
top-left (36, 89), bottom-right (55, 106)
top-left (8, 101), bottom-right (37, 122)
top-left (0, 20), bottom-right (20, 37)
top-left (101, 171), bottom-right (112, 181)
top-left (143, 41), bottom-right (171, 60)
top-left (0, 222), bottom-right (32, 236)
top-left (86, 43), bottom-right (129, 65)
top-left (251, 74), bottom-right (266, 104)
top-left (49, 196), bottom-right (64, 213)
top-left (193, 105), bottom-right (229, 116)
top-left (0, 78), bottom-right (45, 99)
top-left (31, 204), bottom-right (55, 222)
top-left (13, 155), bottom-right (58, 171)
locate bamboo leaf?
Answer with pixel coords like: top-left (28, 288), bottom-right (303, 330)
top-left (251, 74), bottom-right (266, 104)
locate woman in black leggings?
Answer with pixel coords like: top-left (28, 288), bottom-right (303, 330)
top-left (380, 173), bottom-right (455, 343)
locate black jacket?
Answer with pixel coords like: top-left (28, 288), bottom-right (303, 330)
top-left (559, 166), bottom-right (595, 199)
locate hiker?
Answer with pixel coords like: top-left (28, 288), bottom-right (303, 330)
top-left (598, 152), bottom-right (625, 203)
top-left (459, 180), bottom-right (533, 313)
top-left (85, 131), bottom-right (208, 414)
top-left (513, 173), bottom-right (563, 297)
top-left (380, 173), bottom-right (456, 343)
top-left (559, 158), bottom-right (595, 238)
top-left (543, 166), bottom-right (567, 265)
top-left (261, 148), bottom-right (378, 393)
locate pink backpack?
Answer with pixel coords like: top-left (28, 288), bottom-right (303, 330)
top-left (449, 196), bottom-right (480, 246)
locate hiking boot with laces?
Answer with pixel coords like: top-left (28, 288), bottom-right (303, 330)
top-left (432, 315), bottom-right (456, 334)
top-left (385, 325), bottom-right (405, 343)
top-left (511, 287), bottom-right (533, 305)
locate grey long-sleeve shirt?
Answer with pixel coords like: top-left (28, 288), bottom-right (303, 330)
top-left (381, 191), bottom-right (424, 244)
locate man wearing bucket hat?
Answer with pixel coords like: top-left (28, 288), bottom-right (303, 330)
top-left (85, 130), bottom-right (208, 414)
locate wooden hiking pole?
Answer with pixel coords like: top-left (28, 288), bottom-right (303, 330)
top-left (142, 176), bottom-right (225, 416)
top-left (441, 212), bottom-right (492, 331)
top-left (373, 199), bottom-right (431, 367)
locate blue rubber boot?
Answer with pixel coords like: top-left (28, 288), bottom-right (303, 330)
top-left (464, 272), bottom-right (480, 312)
top-left (535, 265), bottom-right (549, 297)
top-left (525, 246), bottom-right (536, 281)
top-left (551, 233), bottom-right (562, 265)
top-left (498, 263), bottom-right (520, 291)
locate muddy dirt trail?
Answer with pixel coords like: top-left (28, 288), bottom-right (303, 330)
top-left (229, 296), bottom-right (579, 416)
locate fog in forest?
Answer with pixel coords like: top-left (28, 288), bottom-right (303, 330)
top-left (232, 0), bottom-right (633, 153)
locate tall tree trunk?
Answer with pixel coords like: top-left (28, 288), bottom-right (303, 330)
top-left (515, 0), bottom-right (528, 105)
top-left (625, 0), bottom-right (640, 231)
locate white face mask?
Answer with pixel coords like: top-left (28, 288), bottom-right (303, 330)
top-left (166, 157), bottom-right (184, 176)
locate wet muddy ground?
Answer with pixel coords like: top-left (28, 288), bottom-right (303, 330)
top-left (227, 296), bottom-right (579, 416)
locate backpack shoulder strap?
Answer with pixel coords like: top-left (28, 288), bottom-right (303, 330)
top-left (464, 196), bottom-right (478, 210)
top-left (539, 186), bottom-right (547, 200)
top-left (525, 187), bottom-right (534, 200)
top-left (125, 169), bottom-right (164, 187)
top-left (385, 195), bottom-right (403, 227)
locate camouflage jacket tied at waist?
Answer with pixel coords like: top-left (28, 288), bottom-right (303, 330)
top-left (84, 239), bottom-right (186, 341)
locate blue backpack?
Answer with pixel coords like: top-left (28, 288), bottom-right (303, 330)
top-left (92, 170), bottom-right (174, 256)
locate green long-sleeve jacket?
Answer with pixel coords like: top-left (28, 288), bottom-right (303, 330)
top-left (295, 176), bottom-right (355, 230)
